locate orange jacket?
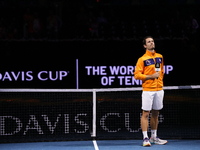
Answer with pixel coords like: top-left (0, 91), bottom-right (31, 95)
top-left (134, 50), bottom-right (164, 91)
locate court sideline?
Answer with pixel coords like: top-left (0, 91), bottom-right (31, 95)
top-left (0, 140), bottom-right (199, 150)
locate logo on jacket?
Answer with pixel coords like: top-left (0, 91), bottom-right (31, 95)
top-left (145, 60), bottom-right (151, 66)
top-left (155, 57), bottom-right (162, 63)
top-left (144, 59), bottom-right (154, 66)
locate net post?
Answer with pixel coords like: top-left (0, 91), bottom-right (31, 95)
top-left (91, 89), bottom-right (96, 138)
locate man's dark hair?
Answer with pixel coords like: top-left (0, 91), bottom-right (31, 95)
top-left (142, 36), bottom-right (154, 46)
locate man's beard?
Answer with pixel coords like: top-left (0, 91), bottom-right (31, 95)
top-left (150, 46), bottom-right (155, 50)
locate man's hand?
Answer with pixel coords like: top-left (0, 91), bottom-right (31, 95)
top-left (145, 72), bottom-right (160, 80)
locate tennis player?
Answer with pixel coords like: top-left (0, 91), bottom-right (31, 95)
top-left (134, 36), bottom-right (167, 146)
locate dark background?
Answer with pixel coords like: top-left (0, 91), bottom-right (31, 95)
top-left (0, 39), bottom-right (199, 88)
top-left (0, 0), bottom-right (199, 88)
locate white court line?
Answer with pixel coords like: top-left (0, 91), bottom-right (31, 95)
top-left (93, 140), bottom-right (99, 150)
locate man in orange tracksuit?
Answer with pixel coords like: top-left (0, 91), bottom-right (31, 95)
top-left (134, 36), bottom-right (167, 146)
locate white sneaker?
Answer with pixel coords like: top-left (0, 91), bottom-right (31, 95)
top-left (150, 137), bottom-right (167, 145)
top-left (143, 138), bottom-right (151, 147)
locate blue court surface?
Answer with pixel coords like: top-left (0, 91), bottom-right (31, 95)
top-left (0, 140), bottom-right (199, 150)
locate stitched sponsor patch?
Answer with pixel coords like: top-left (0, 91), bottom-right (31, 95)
top-left (143, 57), bottom-right (162, 66)
top-left (143, 59), bottom-right (155, 66)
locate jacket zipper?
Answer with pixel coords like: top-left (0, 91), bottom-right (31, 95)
top-left (153, 56), bottom-right (159, 91)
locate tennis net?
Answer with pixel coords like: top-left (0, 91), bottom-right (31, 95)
top-left (0, 85), bottom-right (200, 143)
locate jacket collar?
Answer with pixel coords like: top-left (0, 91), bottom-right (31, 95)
top-left (145, 49), bottom-right (155, 56)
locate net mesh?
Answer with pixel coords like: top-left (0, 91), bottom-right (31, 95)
top-left (0, 92), bottom-right (93, 143)
top-left (0, 86), bottom-right (200, 143)
top-left (96, 88), bottom-right (200, 139)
